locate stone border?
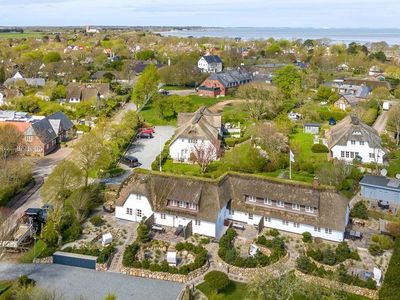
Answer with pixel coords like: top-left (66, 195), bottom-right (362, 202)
top-left (294, 270), bottom-right (378, 300)
top-left (121, 261), bottom-right (210, 283)
top-left (216, 251), bottom-right (290, 278)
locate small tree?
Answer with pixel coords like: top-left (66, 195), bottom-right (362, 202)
top-left (351, 201), bottom-right (368, 220)
top-left (131, 65), bottom-right (160, 109)
top-left (302, 232), bottom-right (312, 243)
top-left (388, 104), bottom-right (400, 145)
top-left (136, 223), bottom-right (150, 243)
top-left (204, 271), bottom-right (230, 292)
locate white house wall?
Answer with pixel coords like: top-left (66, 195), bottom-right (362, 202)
top-left (115, 194), bottom-right (154, 222)
top-left (228, 211), bottom-right (344, 242)
top-left (331, 141), bottom-right (385, 164)
top-left (169, 138), bottom-right (217, 162)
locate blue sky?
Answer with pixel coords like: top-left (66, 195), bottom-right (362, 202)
top-left (0, 0), bottom-right (399, 28)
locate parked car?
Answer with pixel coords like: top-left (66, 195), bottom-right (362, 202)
top-left (120, 155), bottom-right (140, 167)
top-left (140, 128), bottom-right (155, 134)
top-left (139, 132), bottom-right (153, 139)
top-left (158, 89), bottom-right (169, 95)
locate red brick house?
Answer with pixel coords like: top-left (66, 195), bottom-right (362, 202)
top-left (6, 119), bottom-right (58, 157)
top-left (198, 70), bottom-right (253, 97)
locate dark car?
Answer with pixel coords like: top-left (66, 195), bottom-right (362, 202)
top-left (120, 155), bottom-right (140, 167)
top-left (139, 132), bottom-right (153, 139)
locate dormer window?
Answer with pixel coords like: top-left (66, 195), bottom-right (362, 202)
top-left (264, 198), bottom-right (272, 205)
top-left (248, 196), bottom-right (256, 202)
top-left (305, 206), bottom-right (314, 213)
top-left (292, 203), bottom-right (300, 210)
top-left (170, 200), bottom-right (177, 206)
top-left (189, 203), bottom-right (198, 210)
top-left (179, 201), bottom-right (186, 208)
top-left (352, 131), bottom-right (361, 135)
top-left (277, 201), bottom-right (284, 208)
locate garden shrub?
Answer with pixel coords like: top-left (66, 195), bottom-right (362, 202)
top-left (350, 202), bottom-right (368, 220)
top-left (267, 229), bottom-right (280, 237)
top-left (371, 234), bottom-right (395, 250)
top-left (302, 232), bottom-right (312, 243)
top-left (368, 243), bottom-right (384, 256)
top-left (90, 215), bottom-right (104, 227)
top-left (204, 271), bottom-right (230, 292)
top-left (311, 144), bottom-right (329, 153)
top-left (63, 245), bottom-right (115, 264)
top-left (18, 275), bottom-right (35, 287)
top-left (122, 243), bottom-right (140, 267)
top-left (322, 249), bottom-right (336, 265)
top-left (137, 223), bottom-right (151, 243)
top-left (380, 239), bottom-right (400, 299)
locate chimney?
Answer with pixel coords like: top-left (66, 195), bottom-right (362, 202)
top-left (312, 177), bottom-right (320, 189)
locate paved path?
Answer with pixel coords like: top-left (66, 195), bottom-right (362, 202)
top-left (373, 110), bottom-right (389, 133)
top-left (0, 263), bottom-right (182, 300)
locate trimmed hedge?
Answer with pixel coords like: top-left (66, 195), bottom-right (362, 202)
top-left (380, 238), bottom-right (400, 299)
top-left (311, 144), bottom-right (329, 153)
top-left (306, 242), bottom-right (359, 266)
top-left (351, 202), bottom-right (368, 220)
top-left (204, 271), bottom-right (230, 292)
top-left (218, 228), bottom-right (285, 268)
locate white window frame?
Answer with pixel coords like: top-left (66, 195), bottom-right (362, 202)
top-left (170, 200), bottom-right (177, 206)
top-left (314, 226), bottom-right (321, 232)
top-left (189, 203), bottom-right (197, 210)
top-left (136, 209), bottom-right (142, 218)
top-left (265, 217), bottom-right (271, 222)
top-left (160, 213), bottom-right (166, 219)
top-left (277, 201), bottom-right (285, 208)
top-left (126, 208), bottom-right (133, 215)
top-left (25, 135), bottom-right (33, 142)
top-left (136, 194), bottom-right (142, 201)
top-left (282, 220), bottom-right (289, 226)
top-left (325, 228), bottom-right (332, 234)
top-left (293, 222), bottom-right (300, 228)
top-left (179, 201), bottom-right (186, 208)
top-left (248, 213), bottom-right (253, 220)
top-left (305, 206), bottom-right (314, 213)
top-left (264, 198), bottom-right (272, 205)
top-left (248, 195), bottom-right (256, 202)
top-left (195, 220), bottom-right (201, 226)
top-left (292, 203), bottom-right (300, 210)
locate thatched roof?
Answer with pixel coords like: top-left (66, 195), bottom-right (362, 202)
top-left (171, 107), bottom-right (221, 145)
top-left (327, 115), bottom-right (383, 149)
top-left (116, 171), bottom-right (349, 231)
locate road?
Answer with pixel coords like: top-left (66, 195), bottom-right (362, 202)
top-left (5, 147), bottom-right (73, 225)
top-left (0, 263), bottom-right (183, 300)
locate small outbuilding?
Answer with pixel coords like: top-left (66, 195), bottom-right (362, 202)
top-left (304, 123), bottom-right (320, 135)
top-left (167, 251), bottom-right (177, 266)
top-left (102, 233), bottom-right (113, 246)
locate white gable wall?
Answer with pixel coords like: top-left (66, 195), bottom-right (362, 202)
top-left (331, 140), bottom-right (384, 164)
top-left (115, 193), bottom-right (154, 222)
top-left (169, 138), bottom-right (218, 162)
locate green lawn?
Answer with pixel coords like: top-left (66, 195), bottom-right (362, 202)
top-left (139, 95), bottom-right (222, 126)
top-left (0, 32), bottom-right (48, 39)
top-left (289, 131), bottom-right (328, 165)
top-left (387, 149), bottom-right (400, 177)
top-left (162, 85), bottom-right (193, 91)
top-left (0, 281), bottom-right (13, 295)
top-left (197, 281), bottom-right (371, 300)
top-left (197, 281), bottom-right (247, 300)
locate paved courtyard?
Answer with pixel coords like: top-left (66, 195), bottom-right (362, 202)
top-left (0, 263), bottom-right (183, 300)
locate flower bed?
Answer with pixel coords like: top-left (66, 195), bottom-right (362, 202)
top-left (296, 256), bottom-right (377, 290)
top-left (218, 228), bottom-right (286, 268)
top-left (306, 241), bottom-right (360, 266)
top-left (122, 241), bottom-right (208, 275)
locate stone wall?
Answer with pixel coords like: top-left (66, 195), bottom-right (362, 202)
top-left (215, 252), bottom-right (290, 280)
top-left (121, 261), bottom-right (210, 283)
top-left (33, 256), bottom-right (53, 264)
top-left (294, 270), bottom-right (378, 300)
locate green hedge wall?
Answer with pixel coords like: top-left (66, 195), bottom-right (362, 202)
top-left (379, 238), bottom-right (400, 299)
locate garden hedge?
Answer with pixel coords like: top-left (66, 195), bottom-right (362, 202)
top-left (379, 238), bottom-right (400, 299)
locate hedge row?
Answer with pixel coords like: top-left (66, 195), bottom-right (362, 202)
top-left (306, 242), bottom-right (360, 266)
top-left (379, 238), bottom-right (400, 299)
top-left (63, 244), bottom-right (115, 264)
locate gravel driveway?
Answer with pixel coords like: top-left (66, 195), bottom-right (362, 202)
top-left (125, 125), bottom-right (175, 170)
top-left (0, 263), bottom-right (182, 300)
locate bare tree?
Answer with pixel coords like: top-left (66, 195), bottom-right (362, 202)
top-left (0, 123), bottom-right (23, 161)
top-left (190, 140), bottom-right (221, 173)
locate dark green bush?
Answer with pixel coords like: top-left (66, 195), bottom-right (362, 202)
top-left (369, 243), bottom-right (384, 256)
top-left (204, 271), bottom-right (230, 292)
top-left (311, 143), bottom-right (329, 153)
top-left (322, 249), bottom-right (336, 265)
top-left (268, 229), bottom-right (280, 237)
top-left (18, 275), bottom-right (35, 287)
top-left (122, 243), bottom-right (140, 267)
top-left (351, 202), bottom-right (368, 220)
top-left (90, 215), bottom-right (104, 227)
top-left (136, 223), bottom-right (150, 243)
top-left (302, 232), bottom-right (312, 243)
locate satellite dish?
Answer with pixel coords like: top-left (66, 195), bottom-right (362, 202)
top-left (380, 169), bottom-right (388, 177)
top-left (396, 174), bottom-right (400, 180)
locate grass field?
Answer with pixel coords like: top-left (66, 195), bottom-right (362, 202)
top-left (0, 32), bottom-right (47, 39)
top-left (19, 240), bottom-right (48, 263)
top-left (289, 130), bottom-right (328, 165)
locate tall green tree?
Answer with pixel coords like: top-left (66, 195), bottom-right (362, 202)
top-left (274, 65), bottom-right (302, 98)
top-left (131, 65), bottom-right (160, 109)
